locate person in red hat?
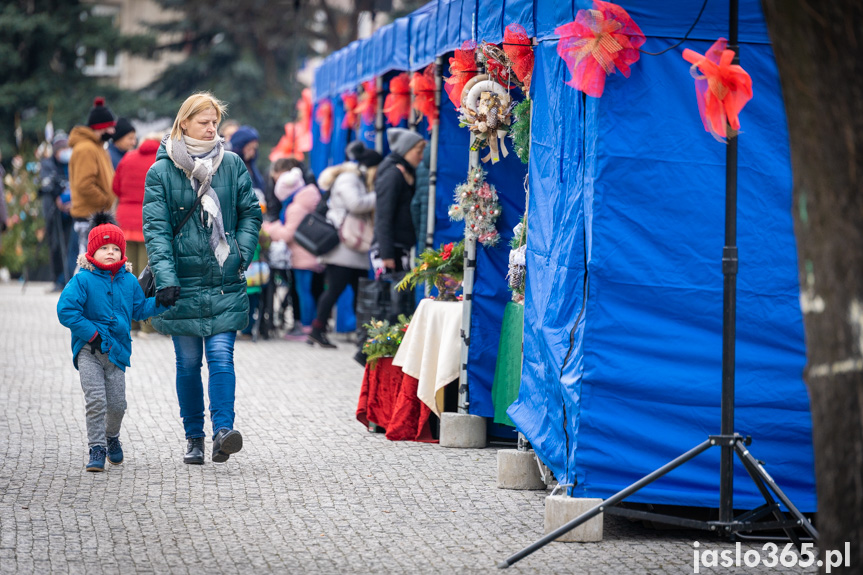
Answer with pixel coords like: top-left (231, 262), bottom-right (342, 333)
top-left (57, 213), bottom-right (170, 472)
top-left (69, 97), bottom-right (118, 266)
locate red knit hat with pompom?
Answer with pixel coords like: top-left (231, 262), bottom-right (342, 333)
top-left (87, 213), bottom-right (126, 259)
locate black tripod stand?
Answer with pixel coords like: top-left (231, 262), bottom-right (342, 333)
top-left (499, 1), bottom-right (818, 568)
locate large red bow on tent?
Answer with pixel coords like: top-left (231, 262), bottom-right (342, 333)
top-left (555, 0), bottom-right (645, 98)
top-left (503, 24), bottom-right (534, 91)
top-left (682, 38), bottom-right (753, 141)
top-left (444, 41), bottom-right (477, 109)
top-left (316, 99), bottom-right (333, 144)
top-left (341, 92), bottom-right (359, 130)
top-left (383, 72), bottom-right (411, 126)
top-left (297, 88), bottom-right (313, 135)
top-left (411, 64), bottom-right (437, 130)
top-left (355, 80), bottom-right (378, 125)
top-left (269, 122), bottom-right (306, 162)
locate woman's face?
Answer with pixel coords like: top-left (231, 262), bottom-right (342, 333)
top-left (403, 141), bottom-right (426, 168)
top-left (181, 107), bottom-right (219, 140)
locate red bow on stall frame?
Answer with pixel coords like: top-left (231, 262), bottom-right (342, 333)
top-left (503, 24), bottom-right (534, 91)
top-left (269, 122), bottom-right (306, 162)
top-left (383, 72), bottom-right (411, 126)
top-left (297, 88), bottom-right (313, 135)
top-left (411, 64), bottom-right (438, 130)
top-left (315, 99), bottom-right (333, 144)
top-left (341, 92), bottom-right (359, 130)
top-left (556, 0), bottom-right (645, 98)
top-left (444, 41), bottom-right (478, 109)
top-left (682, 38), bottom-right (753, 141)
top-left (355, 80), bottom-right (378, 126)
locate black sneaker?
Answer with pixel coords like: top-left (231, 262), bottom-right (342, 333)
top-left (212, 429), bottom-right (243, 463)
top-left (307, 329), bottom-right (337, 349)
top-left (184, 437), bottom-right (205, 465)
top-left (106, 436), bottom-right (123, 465)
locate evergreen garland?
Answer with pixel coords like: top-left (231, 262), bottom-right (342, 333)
top-left (510, 98), bottom-right (532, 164)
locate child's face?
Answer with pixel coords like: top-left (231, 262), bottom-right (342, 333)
top-left (93, 243), bottom-right (122, 265)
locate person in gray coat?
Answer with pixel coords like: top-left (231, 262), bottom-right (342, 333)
top-left (308, 141), bottom-right (382, 348)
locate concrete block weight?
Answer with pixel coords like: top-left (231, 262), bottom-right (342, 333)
top-left (544, 496), bottom-right (604, 542)
top-left (497, 449), bottom-right (547, 490)
top-left (439, 412), bottom-right (486, 448)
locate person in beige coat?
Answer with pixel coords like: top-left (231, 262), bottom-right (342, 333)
top-left (69, 97), bottom-right (117, 259)
top-left (308, 142), bottom-right (382, 348)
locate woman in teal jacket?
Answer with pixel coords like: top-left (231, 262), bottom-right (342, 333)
top-left (143, 93), bottom-right (262, 465)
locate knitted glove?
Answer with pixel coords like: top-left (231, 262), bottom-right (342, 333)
top-left (156, 286), bottom-right (181, 307)
top-left (89, 334), bottom-right (103, 355)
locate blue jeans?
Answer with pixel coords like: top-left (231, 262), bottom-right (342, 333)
top-left (292, 269), bottom-right (317, 327)
top-left (172, 332), bottom-right (237, 439)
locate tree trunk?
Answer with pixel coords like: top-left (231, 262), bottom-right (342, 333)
top-left (761, 2), bottom-right (863, 572)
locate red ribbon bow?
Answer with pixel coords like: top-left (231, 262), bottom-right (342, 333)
top-left (503, 24), bottom-right (534, 91)
top-left (682, 38), bottom-right (753, 141)
top-left (269, 122), bottom-right (307, 162)
top-left (341, 92), bottom-right (359, 130)
top-left (410, 64), bottom-right (438, 130)
top-left (555, 0), bottom-right (645, 98)
top-left (383, 72), bottom-right (411, 127)
top-left (355, 80), bottom-right (378, 126)
top-left (315, 99), bottom-right (333, 144)
top-left (444, 41), bottom-right (478, 109)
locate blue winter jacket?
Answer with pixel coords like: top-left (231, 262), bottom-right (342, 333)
top-left (57, 256), bottom-right (167, 371)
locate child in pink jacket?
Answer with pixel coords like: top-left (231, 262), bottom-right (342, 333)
top-left (262, 167), bottom-right (324, 337)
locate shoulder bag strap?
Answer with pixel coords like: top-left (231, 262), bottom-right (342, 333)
top-left (172, 189), bottom-right (206, 237)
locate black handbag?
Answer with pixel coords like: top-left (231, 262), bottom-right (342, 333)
top-left (294, 195), bottom-right (340, 256)
top-left (138, 191), bottom-right (206, 297)
top-left (355, 272), bottom-right (416, 327)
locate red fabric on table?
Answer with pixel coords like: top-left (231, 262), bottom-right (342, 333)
top-left (385, 373), bottom-right (436, 443)
top-left (356, 358), bottom-right (437, 443)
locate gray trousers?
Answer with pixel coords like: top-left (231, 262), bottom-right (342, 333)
top-left (77, 348), bottom-right (127, 448)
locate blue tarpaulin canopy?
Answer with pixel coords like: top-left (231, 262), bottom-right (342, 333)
top-left (310, 0), bottom-right (816, 512)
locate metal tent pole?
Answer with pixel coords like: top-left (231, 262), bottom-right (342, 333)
top-left (375, 76), bottom-right (384, 153)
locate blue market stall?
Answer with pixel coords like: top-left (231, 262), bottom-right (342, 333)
top-left (309, 0), bottom-right (816, 513)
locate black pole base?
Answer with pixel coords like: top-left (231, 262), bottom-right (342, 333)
top-left (498, 434), bottom-right (817, 569)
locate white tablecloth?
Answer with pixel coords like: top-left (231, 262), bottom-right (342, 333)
top-left (392, 299), bottom-right (463, 416)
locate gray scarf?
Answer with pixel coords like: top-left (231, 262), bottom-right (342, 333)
top-left (164, 135), bottom-right (230, 267)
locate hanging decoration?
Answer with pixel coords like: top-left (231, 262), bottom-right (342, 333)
top-left (383, 72), bottom-right (411, 126)
top-left (355, 79), bottom-right (378, 126)
top-left (449, 166), bottom-right (502, 246)
top-left (459, 74), bottom-right (514, 164)
top-left (503, 24), bottom-right (534, 91)
top-left (479, 43), bottom-right (513, 86)
top-left (341, 91), bottom-right (359, 130)
top-left (269, 123), bottom-right (307, 162)
top-left (682, 38), bottom-right (753, 142)
top-left (315, 99), bottom-right (333, 144)
top-left (507, 218), bottom-right (527, 304)
top-left (555, 1), bottom-right (645, 98)
top-left (297, 88), bottom-right (314, 135)
top-left (444, 41), bottom-right (478, 109)
top-left (410, 64), bottom-right (438, 130)
top-left (509, 99), bottom-right (531, 165)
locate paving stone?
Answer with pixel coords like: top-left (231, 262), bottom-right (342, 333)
top-left (0, 282), bottom-right (817, 574)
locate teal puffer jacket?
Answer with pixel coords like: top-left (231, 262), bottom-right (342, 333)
top-left (143, 144), bottom-right (262, 336)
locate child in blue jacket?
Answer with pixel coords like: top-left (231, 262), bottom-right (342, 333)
top-left (57, 213), bottom-right (169, 472)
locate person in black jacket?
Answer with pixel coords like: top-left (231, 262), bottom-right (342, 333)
top-left (40, 131), bottom-right (75, 290)
top-left (372, 128), bottom-right (427, 272)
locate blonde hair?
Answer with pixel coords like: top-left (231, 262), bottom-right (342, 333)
top-left (170, 92), bottom-right (227, 140)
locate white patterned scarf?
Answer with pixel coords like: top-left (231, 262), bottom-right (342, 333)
top-left (164, 134), bottom-right (230, 267)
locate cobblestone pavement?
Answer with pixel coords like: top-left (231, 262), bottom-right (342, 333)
top-left (0, 282), bottom-right (817, 574)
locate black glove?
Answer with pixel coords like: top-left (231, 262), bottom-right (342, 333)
top-left (89, 334), bottom-right (103, 354)
top-left (156, 286), bottom-right (181, 307)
